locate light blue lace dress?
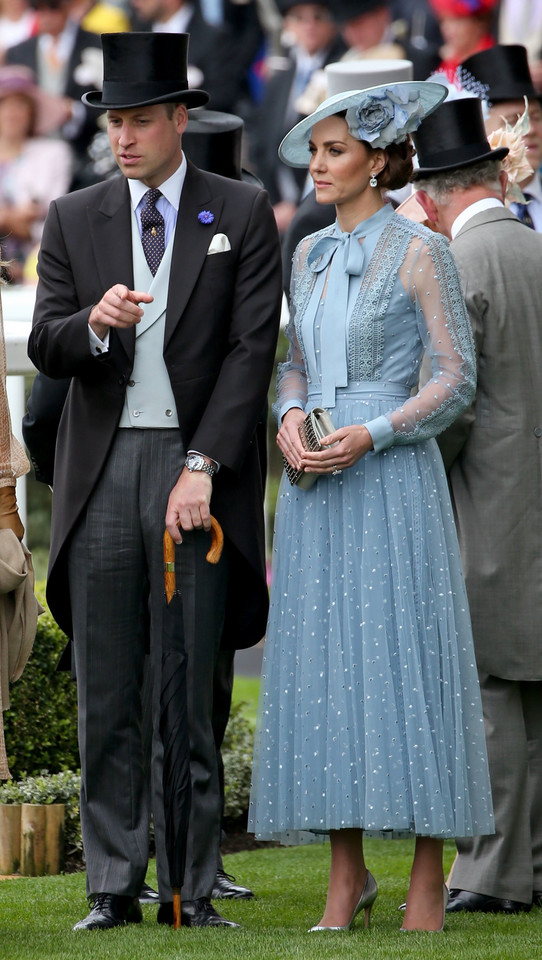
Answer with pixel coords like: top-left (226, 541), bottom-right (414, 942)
top-left (249, 204), bottom-right (494, 843)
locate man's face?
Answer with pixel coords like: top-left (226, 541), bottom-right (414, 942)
top-left (107, 102), bottom-right (188, 187)
top-left (486, 98), bottom-right (542, 182)
top-left (284, 4), bottom-right (337, 56)
top-left (35, 4), bottom-right (68, 37)
top-left (130, 0), bottom-right (170, 23)
top-left (341, 6), bottom-right (389, 52)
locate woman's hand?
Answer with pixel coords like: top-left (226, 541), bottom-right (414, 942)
top-left (276, 407), bottom-right (307, 471)
top-left (302, 424), bottom-right (374, 474)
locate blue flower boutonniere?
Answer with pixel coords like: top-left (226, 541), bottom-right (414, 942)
top-left (198, 210), bottom-right (214, 225)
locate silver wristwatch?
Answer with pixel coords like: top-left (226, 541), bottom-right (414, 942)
top-left (185, 453), bottom-right (216, 478)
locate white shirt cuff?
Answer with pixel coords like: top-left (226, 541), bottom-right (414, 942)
top-left (88, 324), bottom-right (110, 355)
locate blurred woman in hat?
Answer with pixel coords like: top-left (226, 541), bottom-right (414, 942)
top-left (249, 78), bottom-right (494, 931)
top-left (429, 0), bottom-right (498, 84)
top-left (0, 66), bottom-right (71, 283)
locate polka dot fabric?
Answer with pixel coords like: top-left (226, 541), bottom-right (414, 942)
top-left (141, 188), bottom-right (165, 276)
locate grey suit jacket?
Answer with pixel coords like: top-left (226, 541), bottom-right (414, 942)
top-left (438, 206), bottom-right (542, 680)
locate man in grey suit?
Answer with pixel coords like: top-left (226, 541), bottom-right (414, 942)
top-left (413, 97), bottom-right (542, 914)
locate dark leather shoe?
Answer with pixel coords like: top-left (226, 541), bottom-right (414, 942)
top-left (446, 889), bottom-right (531, 914)
top-left (73, 894), bottom-right (143, 930)
top-left (212, 870), bottom-right (254, 900)
top-left (157, 897), bottom-right (240, 927)
top-left (533, 891), bottom-right (542, 907)
top-left (139, 882), bottom-right (160, 905)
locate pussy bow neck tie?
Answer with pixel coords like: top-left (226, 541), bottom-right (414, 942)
top-left (307, 221), bottom-right (368, 407)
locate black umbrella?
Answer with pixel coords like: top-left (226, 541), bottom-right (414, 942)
top-left (161, 518), bottom-right (224, 929)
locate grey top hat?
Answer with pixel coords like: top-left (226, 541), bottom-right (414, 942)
top-left (324, 60), bottom-right (414, 98)
top-left (82, 33), bottom-right (209, 110)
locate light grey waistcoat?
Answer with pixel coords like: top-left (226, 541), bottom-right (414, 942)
top-left (119, 210), bottom-right (179, 428)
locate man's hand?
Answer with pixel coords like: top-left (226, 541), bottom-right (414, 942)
top-left (165, 468), bottom-right (212, 543)
top-left (89, 284), bottom-right (154, 341)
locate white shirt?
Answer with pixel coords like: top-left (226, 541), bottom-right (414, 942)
top-left (451, 197), bottom-right (504, 240)
top-left (152, 5), bottom-right (193, 33)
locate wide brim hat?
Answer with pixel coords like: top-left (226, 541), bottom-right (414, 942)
top-left (279, 80), bottom-right (447, 168)
top-left (429, 0), bottom-right (498, 15)
top-left (82, 33), bottom-right (209, 110)
top-left (0, 65), bottom-right (68, 135)
top-left (411, 96), bottom-right (508, 178)
top-left (459, 44), bottom-right (538, 105)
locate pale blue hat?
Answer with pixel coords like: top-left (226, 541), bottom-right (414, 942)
top-left (279, 80), bottom-right (448, 168)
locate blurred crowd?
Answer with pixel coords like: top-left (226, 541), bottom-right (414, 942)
top-left (1, 0), bottom-right (542, 283)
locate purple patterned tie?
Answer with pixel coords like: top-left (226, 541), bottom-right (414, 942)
top-left (140, 188), bottom-right (165, 275)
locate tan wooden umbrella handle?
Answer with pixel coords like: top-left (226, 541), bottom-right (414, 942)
top-left (164, 516), bottom-right (224, 603)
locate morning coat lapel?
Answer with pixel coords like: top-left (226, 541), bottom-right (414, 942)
top-left (165, 160), bottom-right (224, 347)
top-left (86, 176), bottom-right (135, 362)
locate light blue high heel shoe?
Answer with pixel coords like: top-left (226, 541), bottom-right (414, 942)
top-left (309, 870), bottom-right (378, 932)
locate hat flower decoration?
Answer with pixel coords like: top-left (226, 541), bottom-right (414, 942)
top-left (345, 86), bottom-right (425, 149)
top-left (486, 97), bottom-right (533, 204)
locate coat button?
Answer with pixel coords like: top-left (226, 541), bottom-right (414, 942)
top-left (534, 427), bottom-right (542, 438)
top-left (165, 409), bottom-right (172, 417)
top-left (128, 380), bottom-right (135, 387)
top-left (133, 410), bottom-right (140, 418)
top-left (118, 376), bottom-right (125, 385)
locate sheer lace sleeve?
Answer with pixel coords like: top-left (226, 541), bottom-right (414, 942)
top-left (365, 231), bottom-right (476, 451)
top-left (273, 240), bottom-right (311, 424)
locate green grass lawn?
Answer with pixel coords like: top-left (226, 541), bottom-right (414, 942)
top-left (1, 839), bottom-right (541, 959)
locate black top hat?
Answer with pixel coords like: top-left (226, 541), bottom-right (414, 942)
top-left (82, 33), bottom-right (209, 110)
top-left (459, 44), bottom-right (537, 105)
top-left (411, 97), bottom-right (508, 178)
top-left (331, 0), bottom-right (388, 23)
top-left (183, 109), bottom-right (261, 185)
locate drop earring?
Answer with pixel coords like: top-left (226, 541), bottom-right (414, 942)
top-left (370, 173), bottom-right (378, 188)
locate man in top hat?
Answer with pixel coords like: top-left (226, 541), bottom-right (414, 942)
top-left (412, 96), bottom-right (542, 914)
top-left (459, 43), bottom-right (542, 231)
top-left (251, 0), bottom-right (346, 233)
top-left (27, 31), bottom-right (282, 931)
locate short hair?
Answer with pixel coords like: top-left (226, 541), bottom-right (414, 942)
top-left (414, 159), bottom-right (502, 202)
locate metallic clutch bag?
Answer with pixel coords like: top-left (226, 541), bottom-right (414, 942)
top-left (283, 407), bottom-right (336, 490)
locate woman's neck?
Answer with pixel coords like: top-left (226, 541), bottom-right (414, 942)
top-left (335, 192), bottom-right (385, 233)
top-left (0, 135), bottom-right (24, 161)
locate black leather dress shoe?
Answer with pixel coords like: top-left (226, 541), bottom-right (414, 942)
top-left (533, 891), bottom-right (542, 907)
top-left (139, 882), bottom-right (160, 905)
top-left (212, 870), bottom-right (254, 900)
top-left (446, 889), bottom-right (531, 914)
top-left (157, 897), bottom-right (240, 927)
top-left (73, 894), bottom-right (143, 930)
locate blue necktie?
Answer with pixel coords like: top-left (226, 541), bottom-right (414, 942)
top-left (514, 194), bottom-right (535, 229)
top-left (141, 188), bottom-right (165, 275)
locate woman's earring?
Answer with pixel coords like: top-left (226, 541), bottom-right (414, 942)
top-left (370, 173), bottom-right (378, 188)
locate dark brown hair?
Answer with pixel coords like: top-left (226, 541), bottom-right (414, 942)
top-left (375, 139), bottom-right (415, 190)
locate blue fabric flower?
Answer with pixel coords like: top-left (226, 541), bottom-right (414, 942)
top-left (198, 210), bottom-right (214, 224)
top-left (345, 87), bottom-right (425, 149)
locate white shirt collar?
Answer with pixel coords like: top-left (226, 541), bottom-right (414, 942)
top-left (38, 19), bottom-right (78, 61)
top-left (451, 197), bottom-right (504, 239)
top-left (128, 153), bottom-right (187, 211)
top-left (152, 4), bottom-right (193, 33)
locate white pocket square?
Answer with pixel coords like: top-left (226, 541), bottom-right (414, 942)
top-left (207, 233), bottom-right (231, 255)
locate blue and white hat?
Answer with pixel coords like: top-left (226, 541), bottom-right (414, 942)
top-left (279, 80), bottom-right (448, 168)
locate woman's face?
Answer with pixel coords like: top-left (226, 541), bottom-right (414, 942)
top-left (0, 92), bottom-right (34, 139)
top-left (308, 114), bottom-right (383, 206)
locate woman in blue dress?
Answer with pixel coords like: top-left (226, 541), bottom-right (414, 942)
top-left (248, 81), bottom-right (494, 932)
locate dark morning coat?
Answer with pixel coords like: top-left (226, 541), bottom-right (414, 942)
top-left (27, 161), bottom-right (282, 650)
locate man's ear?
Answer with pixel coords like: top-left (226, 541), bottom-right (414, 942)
top-left (414, 188), bottom-right (438, 224)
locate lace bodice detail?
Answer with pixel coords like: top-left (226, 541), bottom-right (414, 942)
top-left (275, 209), bottom-right (475, 449)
